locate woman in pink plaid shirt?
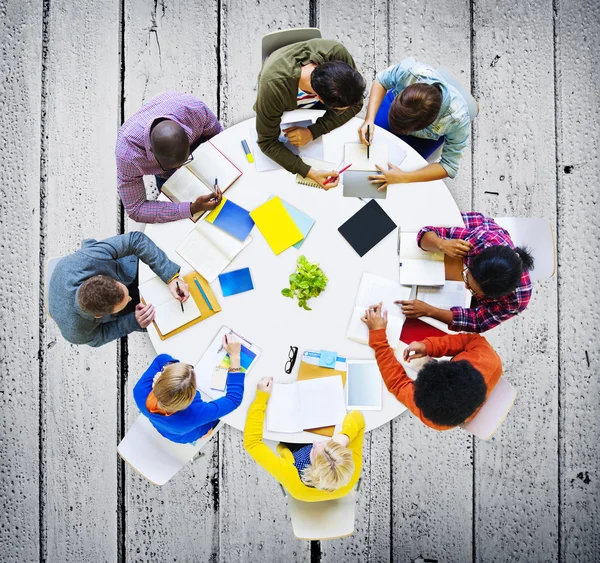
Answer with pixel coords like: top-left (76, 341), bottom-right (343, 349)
top-left (397, 212), bottom-right (535, 333)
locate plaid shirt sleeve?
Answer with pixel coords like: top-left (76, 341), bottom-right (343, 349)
top-left (449, 274), bottom-right (533, 332)
top-left (117, 161), bottom-right (192, 223)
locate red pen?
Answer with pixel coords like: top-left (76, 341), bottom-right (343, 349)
top-left (324, 163), bottom-right (353, 185)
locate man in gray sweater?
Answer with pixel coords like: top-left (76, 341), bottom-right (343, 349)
top-left (48, 232), bottom-right (189, 347)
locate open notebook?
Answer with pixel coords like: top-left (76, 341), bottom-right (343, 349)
top-left (139, 276), bottom-right (202, 336)
top-left (176, 220), bottom-right (252, 282)
top-left (266, 375), bottom-right (346, 434)
top-left (295, 157), bottom-right (337, 188)
top-left (161, 141), bottom-right (242, 222)
top-left (416, 281), bottom-right (472, 332)
top-left (346, 272), bottom-right (412, 348)
top-left (399, 232), bottom-right (445, 286)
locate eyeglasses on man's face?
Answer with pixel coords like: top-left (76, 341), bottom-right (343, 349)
top-left (155, 150), bottom-right (194, 172)
top-left (461, 267), bottom-right (477, 296)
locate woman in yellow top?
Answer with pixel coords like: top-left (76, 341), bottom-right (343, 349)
top-left (244, 377), bottom-right (365, 502)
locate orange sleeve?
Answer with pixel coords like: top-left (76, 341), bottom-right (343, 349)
top-left (423, 333), bottom-right (483, 358)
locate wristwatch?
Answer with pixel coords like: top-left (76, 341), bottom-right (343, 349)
top-left (228, 367), bottom-right (243, 373)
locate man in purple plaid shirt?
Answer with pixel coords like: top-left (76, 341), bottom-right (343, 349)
top-left (397, 212), bottom-right (534, 333)
top-left (116, 91), bottom-right (223, 223)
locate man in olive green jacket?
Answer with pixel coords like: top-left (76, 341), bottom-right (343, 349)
top-left (254, 38), bottom-right (365, 189)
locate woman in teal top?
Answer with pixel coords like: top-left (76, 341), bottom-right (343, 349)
top-left (359, 57), bottom-right (471, 187)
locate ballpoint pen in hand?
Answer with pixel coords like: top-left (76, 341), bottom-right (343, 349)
top-left (366, 124), bottom-right (370, 159)
top-left (176, 281), bottom-right (185, 312)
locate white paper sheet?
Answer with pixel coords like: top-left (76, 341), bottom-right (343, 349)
top-left (345, 143), bottom-right (389, 171)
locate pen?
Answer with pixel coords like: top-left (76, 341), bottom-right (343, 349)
top-left (241, 140), bottom-right (254, 163)
top-left (366, 124), bottom-right (370, 159)
top-left (176, 281), bottom-right (185, 312)
top-left (213, 177), bottom-right (219, 195)
top-left (323, 163), bottom-right (353, 186)
top-left (194, 276), bottom-right (213, 311)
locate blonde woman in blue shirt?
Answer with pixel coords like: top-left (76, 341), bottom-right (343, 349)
top-left (359, 57), bottom-right (471, 187)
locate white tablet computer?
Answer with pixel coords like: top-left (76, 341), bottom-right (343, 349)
top-left (346, 360), bottom-right (382, 411)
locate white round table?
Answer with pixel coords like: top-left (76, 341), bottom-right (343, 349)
top-left (140, 109), bottom-right (464, 443)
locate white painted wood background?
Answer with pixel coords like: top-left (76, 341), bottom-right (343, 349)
top-left (1, 0), bottom-right (598, 561)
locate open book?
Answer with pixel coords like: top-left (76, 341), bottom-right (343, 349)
top-left (399, 232), bottom-right (445, 286)
top-left (161, 141), bottom-right (242, 222)
top-left (176, 220), bottom-right (252, 282)
top-left (416, 281), bottom-right (472, 332)
top-left (266, 375), bottom-right (346, 433)
top-left (346, 272), bottom-right (412, 348)
top-left (139, 276), bottom-right (202, 336)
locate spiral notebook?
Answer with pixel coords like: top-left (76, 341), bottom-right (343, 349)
top-left (295, 158), bottom-right (337, 187)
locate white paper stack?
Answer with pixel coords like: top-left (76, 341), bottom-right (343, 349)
top-left (346, 272), bottom-right (412, 348)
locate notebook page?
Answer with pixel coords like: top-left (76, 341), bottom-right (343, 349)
top-left (153, 298), bottom-right (201, 335)
top-left (161, 166), bottom-right (211, 205)
top-left (139, 276), bottom-right (175, 307)
top-left (266, 383), bottom-right (302, 433)
top-left (176, 227), bottom-right (229, 283)
top-left (297, 376), bottom-right (346, 430)
top-left (345, 143), bottom-right (389, 171)
top-left (346, 305), bottom-right (405, 347)
top-left (417, 281), bottom-right (471, 309)
top-left (356, 273), bottom-right (412, 313)
top-left (400, 233), bottom-right (444, 261)
top-left (195, 220), bottom-right (252, 261)
top-left (399, 259), bottom-right (445, 287)
top-left (186, 142), bottom-right (241, 190)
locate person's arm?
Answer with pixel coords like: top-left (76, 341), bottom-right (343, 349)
top-left (339, 411), bottom-right (365, 458)
top-left (89, 232), bottom-right (180, 284)
top-left (255, 81), bottom-right (312, 177)
top-left (358, 80), bottom-right (388, 145)
top-left (368, 328), bottom-right (415, 401)
top-left (416, 224), bottom-right (471, 250)
top-left (243, 390), bottom-right (289, 482)
top-left (423, 333), bottom-right (482, 358)
top-left (437, 122), bottom-right (470, 180)
top-left (79, 313), bottom-right (141, 348)
top-left (191, 372), bottom-right (245, 423)
top-left (117, 162), bottom-right (192, 224)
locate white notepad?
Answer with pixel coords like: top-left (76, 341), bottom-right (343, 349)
top-left (266, 375), bottom-right (346, 433)
top-left (295, 157), bottom-right (337, 187)
top-left (251, 120), bottom-right (325, 173)
top-left (345, 143), bottom-right (389, 171)
top-left (161, 141), bottom-right (242, 221)
top-left (176, 220), bottom-right (252, 282)
top-left (346, 272), bottom-right (412, 348)
top-left (139, 276), bottom-right (202, 336)
top-left (399, 233), bottom-right (445, 286)
top-left (416, 281), bottom-right (472, 332)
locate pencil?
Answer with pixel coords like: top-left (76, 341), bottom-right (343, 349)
top-left (366, 124), bottom-right (370, 159)
top-left (194, 277), bottom-right (213, 311)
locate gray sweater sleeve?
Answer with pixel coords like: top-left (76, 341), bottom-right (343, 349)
top-left (84, 232), bottom-right (180, 283)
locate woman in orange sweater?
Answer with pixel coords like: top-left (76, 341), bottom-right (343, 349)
top-left (362, 302), bottom-right (503, 430)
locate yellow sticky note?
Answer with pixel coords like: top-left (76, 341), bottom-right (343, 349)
top-left (250, 196), bottom-right (304, 255)
top-left (205, 197), bottom-right (227, 223)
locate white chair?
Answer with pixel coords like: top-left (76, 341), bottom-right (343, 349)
top-left (261, 28), bottom-right (322, 62)
top-left (285, 489), bottom-right (357, 540)
top-left (437, 67), bottom-right (479, 122)
top-left (118, 416), bottom-right (224, 486)
top-left (45, 256), bottom-right (64, 317)
top-left (460, 377), bottom-right (517, 440)
top-left (493, 217), bottom-right (556, 282)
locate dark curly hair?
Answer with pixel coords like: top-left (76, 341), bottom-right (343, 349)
top-left (414, 360), bottom-right (487, 426)
top-left (388, 83), bottom-right (442, 135)
top-left (470, 245), bottom-right (534, 299)
top-left (310, 61), bottom-right (366, 109)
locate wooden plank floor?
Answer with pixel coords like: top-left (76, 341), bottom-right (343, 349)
top-left (1, 1), bottom-right (598, 561)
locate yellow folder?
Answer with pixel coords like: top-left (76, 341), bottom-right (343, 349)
top-left (250, 196), bottom-right (304, 255)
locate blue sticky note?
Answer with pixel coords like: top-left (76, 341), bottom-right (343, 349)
top-left (319, 350), bottom-right (337, 369)
top-left (213, 200), bottom-right (255, 241)
top-left (218, 268), bottom-right (254, 297)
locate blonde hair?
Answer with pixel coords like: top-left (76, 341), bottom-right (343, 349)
top-left (301, 440), bottom-right (355, 492)
top-left (153, 363), bottom-right (196, 413)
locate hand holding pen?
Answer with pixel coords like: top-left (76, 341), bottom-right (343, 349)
top-left (190, 187), bottom-right (222, 215)
top-left (168, 277), bottom-right (190, 307)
